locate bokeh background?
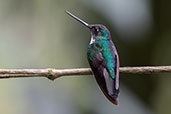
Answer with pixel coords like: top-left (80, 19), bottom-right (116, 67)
top-left (0, 0), bottom-right (170, 114)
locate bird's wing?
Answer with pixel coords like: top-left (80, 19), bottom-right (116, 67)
top-left (87, 47), bottom-right (119, 105)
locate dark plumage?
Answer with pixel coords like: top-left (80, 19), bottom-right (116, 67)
top-left (66, 11), bottom-right (120, 105)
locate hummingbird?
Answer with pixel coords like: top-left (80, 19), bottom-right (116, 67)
top-left (65, 11), bottom-right (120, 105)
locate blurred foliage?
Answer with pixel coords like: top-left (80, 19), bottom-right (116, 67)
top-left (0, 0), bottom-right (170, 114)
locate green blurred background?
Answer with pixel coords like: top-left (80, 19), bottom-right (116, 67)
top-left (0, 0), bottom-right (170, 114)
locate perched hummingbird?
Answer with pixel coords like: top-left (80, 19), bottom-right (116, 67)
top-left (66, 11), bottom-right (120, 105)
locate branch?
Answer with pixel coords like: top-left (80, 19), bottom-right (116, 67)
top-left (0, 66), bottom-right (170, 80)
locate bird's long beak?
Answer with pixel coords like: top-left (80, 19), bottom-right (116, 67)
top-left (65, 11), bottom-right (90, 28)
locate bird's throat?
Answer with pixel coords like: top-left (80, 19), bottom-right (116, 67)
top-left (90, 36), bottom-right (95, 44)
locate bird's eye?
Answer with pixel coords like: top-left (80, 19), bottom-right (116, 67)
top-left (96, 28), bottom-right (99, 32)
top-left (91, 27), bottom-right (101, 35)
top-left (96, 27), bottom-right (100, 32)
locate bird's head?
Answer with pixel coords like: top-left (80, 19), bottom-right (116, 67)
top-left (89, 24), bottom-right (110, 40)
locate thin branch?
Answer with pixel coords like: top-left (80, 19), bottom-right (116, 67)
top-left (0, 66), bottom-right (170, 80)
top-left (120, 66), bottom-right (171, 74)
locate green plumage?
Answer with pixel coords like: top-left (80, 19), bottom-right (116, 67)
top-left (65, 11), bottom-right (119, 105)
top-left (88, 39), bottom-right (116, 79)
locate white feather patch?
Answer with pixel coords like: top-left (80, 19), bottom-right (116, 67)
top-left (103, 69), bottom-right (114, 96)
top-left (90, 36), bottom-right (95, 44)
